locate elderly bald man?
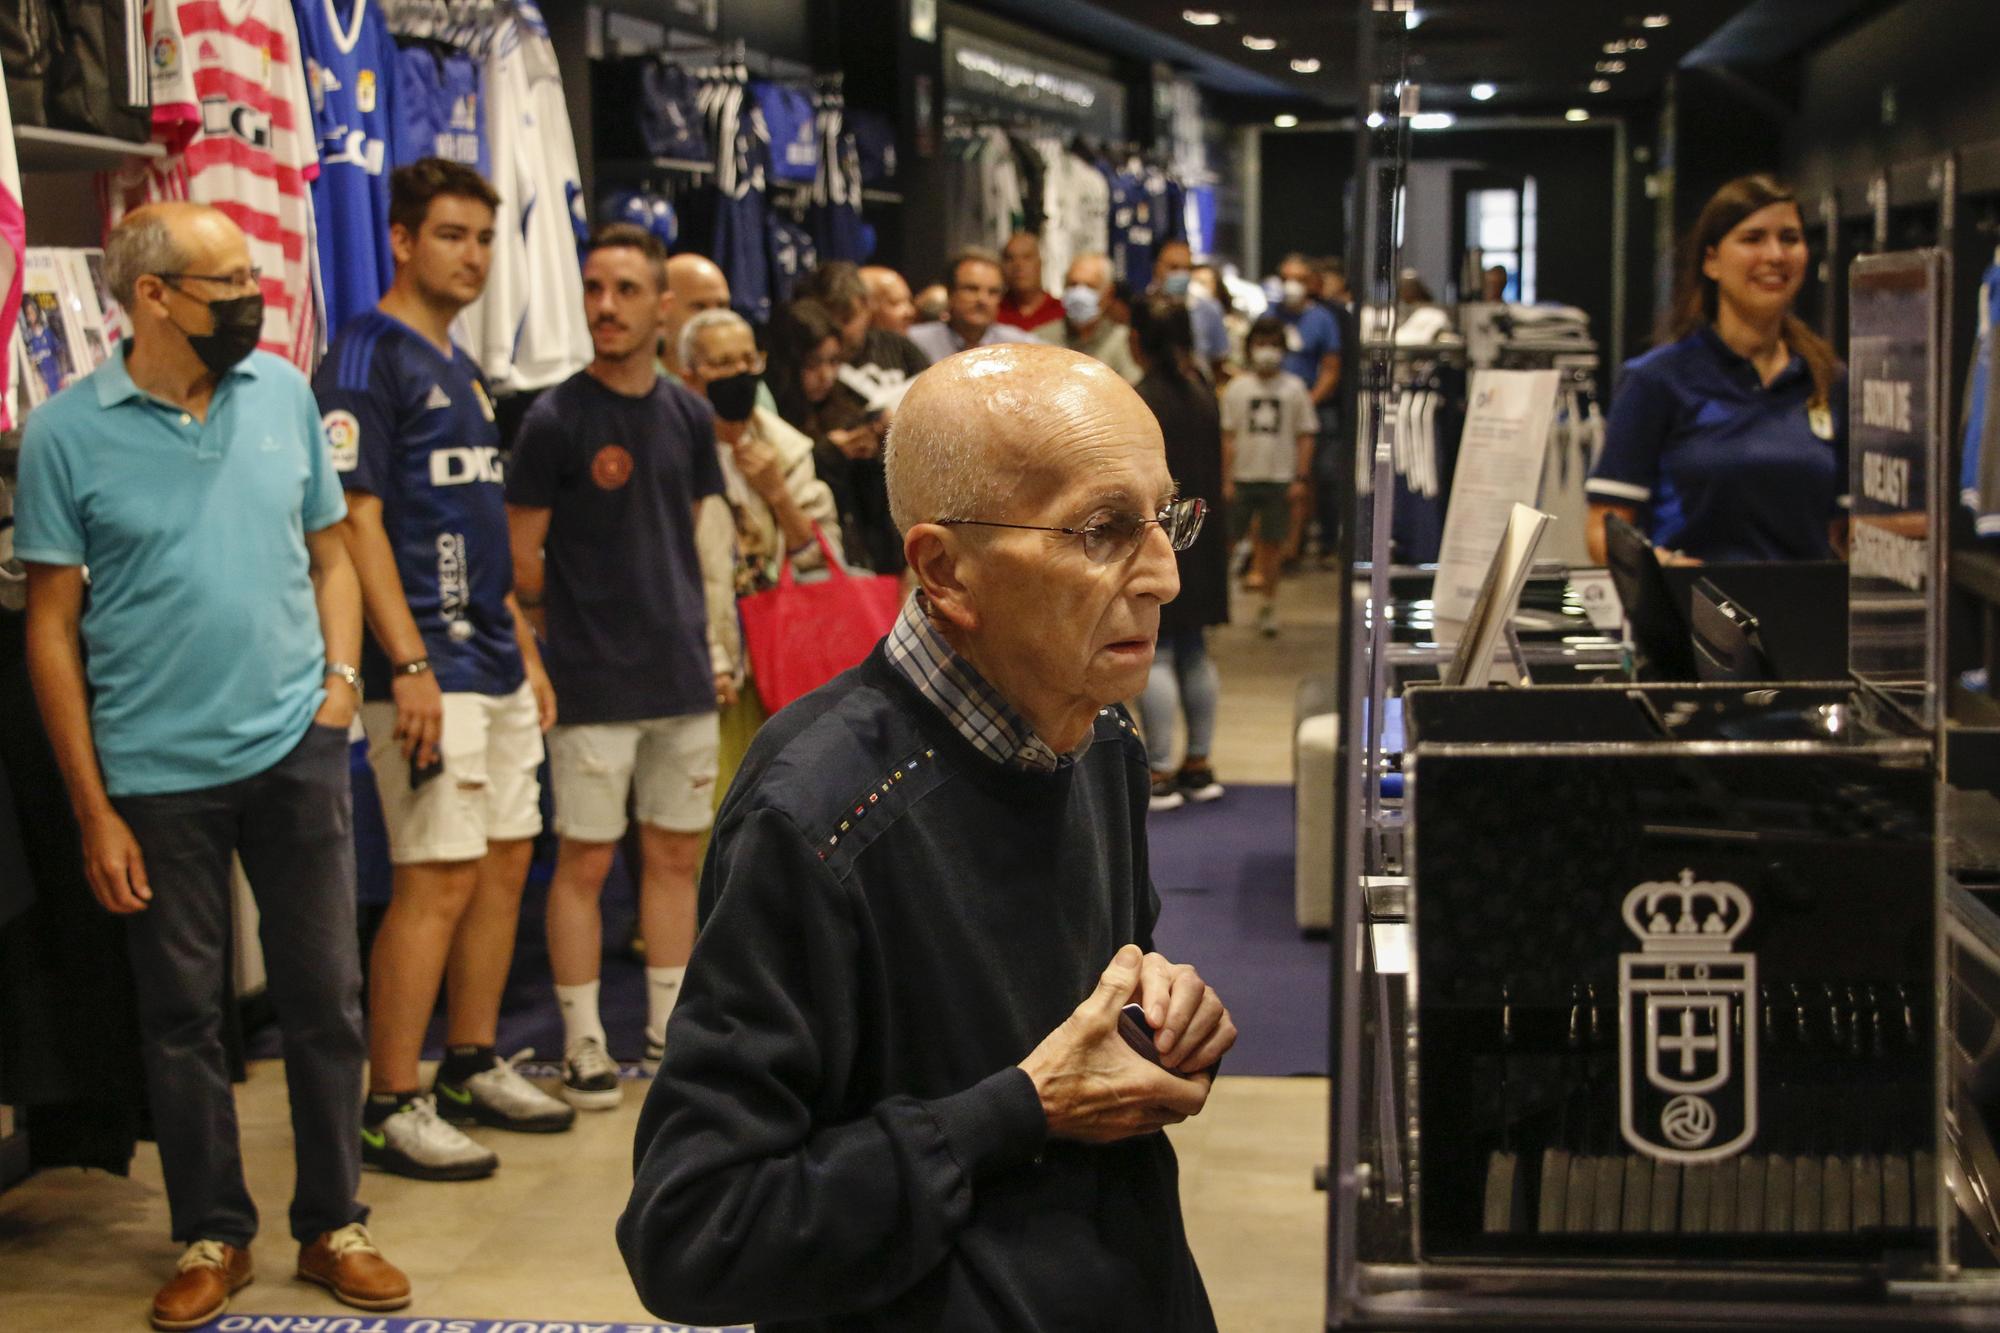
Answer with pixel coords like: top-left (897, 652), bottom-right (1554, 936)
top-left (1040, 252), bottom-right (1142, 385)
top-left (15, 202), bottom-right (409, 1327)
top-left (659, 252), bottom-right (732, 374)
top-left (619, 343), bottom-right (1231, 1332)
top-left (860, 263), bottom-right (918, 336)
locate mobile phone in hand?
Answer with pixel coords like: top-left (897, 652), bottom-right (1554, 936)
top-left (409, 751), bottom-right (444, 791)
top-left (1118, 1003), bottom-right (1163, 1065)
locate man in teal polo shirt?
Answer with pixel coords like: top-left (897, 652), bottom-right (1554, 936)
top-left (16, 202), bottom-right (411, 1330)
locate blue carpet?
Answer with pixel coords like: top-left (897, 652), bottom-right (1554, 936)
top-left (1146, 783), bottom-right (1330, 1077)
top-left (258, 785), bottom-right (1331, 1078)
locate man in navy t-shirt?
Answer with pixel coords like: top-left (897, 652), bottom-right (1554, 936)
top-left (505, 223), bottom-right (730, 1109)
top-left (319, 160), bottom-right (571, 1184)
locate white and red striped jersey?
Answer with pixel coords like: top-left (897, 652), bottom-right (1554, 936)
top-left (105, 0), bottom-right (321, 369)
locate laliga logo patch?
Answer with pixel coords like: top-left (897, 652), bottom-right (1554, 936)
top-left (1617, 870), bottom-right (1758, 1164)
top-left (471, 379), bottom-right (496, 423)
top-left (357, 68), bottom-right (378, 114)
top-left (323, 410), bottom-right (361, 472)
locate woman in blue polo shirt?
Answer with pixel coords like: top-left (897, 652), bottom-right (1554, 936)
top-left (1587, 174), bottom-right (1847, 563)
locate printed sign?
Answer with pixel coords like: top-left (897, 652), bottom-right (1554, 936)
top-left (1848, 249), bottom-right (1947, 729)
top-left (1617, 870), bottom-right (1758, 1164)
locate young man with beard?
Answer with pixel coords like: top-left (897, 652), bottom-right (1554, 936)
top-left (505, 223), bottom-right (732, 1108)
top-left (318, 159), bottom-right (568, 1183)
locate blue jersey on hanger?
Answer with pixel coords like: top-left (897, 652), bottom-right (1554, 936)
top-left (1961, 260), bottom-right (2000, 534)
top-left (315, 310), bottom-right (523, 698)
top-left (752, 81), bottom-right (817, 184)
top-left (299, 0), bottom-right (397, 339)
top-left (717, 92), bottom-right (772, 325)
top-left (391, 41), bottom-right (487, 175)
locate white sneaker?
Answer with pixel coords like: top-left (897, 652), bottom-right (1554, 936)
top-left (1257, 603), bottom-right (1278, 638)
top-left (361, 1095), bottom-right (498, 1181)
top-left (436, 1049), bottom-right (576, 1133)
top-left (561, 1036), bottom-right (624, 1110)
top-left (643, 1032), bottom-right (666, 1076)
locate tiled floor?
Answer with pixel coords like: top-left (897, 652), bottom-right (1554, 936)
top-left (0, 570), bottom-right (1341, 1332)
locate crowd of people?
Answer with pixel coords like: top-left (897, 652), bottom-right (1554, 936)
top-left (11, 153), bottom-right (1348, 1329)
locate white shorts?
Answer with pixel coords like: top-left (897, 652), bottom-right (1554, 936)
top-left (547, 713), bottom-right (721, 841)
top-left (362, 681), bottom-right (545, 865)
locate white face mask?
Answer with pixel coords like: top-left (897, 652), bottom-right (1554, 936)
top-left (1281, 279), bottom-right (1310, 307)
top-left (1251, 345), bottom-right (1284, 372)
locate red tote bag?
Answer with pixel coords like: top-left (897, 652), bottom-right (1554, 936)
top-left (738, 527), bottom-right (905, 712)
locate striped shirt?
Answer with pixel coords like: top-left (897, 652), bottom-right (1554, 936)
top-left (108, 0), bottom-right (321, 368)
top-left (883, 592), bottom-right (1090, 774)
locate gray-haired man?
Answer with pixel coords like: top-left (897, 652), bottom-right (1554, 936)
top-left (16, 201), bottom-right (410, 1328)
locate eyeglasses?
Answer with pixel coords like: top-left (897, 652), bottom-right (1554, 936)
top-left (937, 497), bottom-right (1206, 566)
top-left (157, 268), bottom-right (263, 293)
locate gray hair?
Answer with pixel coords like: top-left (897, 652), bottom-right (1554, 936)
top-left (884, 399), bottom-right (1002, 537)
top-left (104, 211), bottom-right (189, 309)
top-left (678, 307), bottom-right (753, 373)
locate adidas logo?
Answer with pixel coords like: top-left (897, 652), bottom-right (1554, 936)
top-left (425, 384), bottom-right (452, 410)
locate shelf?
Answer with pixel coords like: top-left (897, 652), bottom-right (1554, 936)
top-left (860, 188), bottom-right (903, 205)
top-left (597, 156), bottom-right (715, 178)
top-left (14, 125), bottom-right (162, 173)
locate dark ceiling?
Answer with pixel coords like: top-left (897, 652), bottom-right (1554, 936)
top-left (968, 0), bottom-right (1895, 117)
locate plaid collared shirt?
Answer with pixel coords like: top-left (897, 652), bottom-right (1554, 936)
top-left (883, 593), bottom-right (1090, 773)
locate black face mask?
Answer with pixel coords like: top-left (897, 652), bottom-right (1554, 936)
top-left (172, 291), bottom-right (264, 375)
top-left (705, 371), bottom-right (760, 423)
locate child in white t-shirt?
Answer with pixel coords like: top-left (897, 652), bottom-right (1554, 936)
top-left (1220, 316), bottom-right (1318, 635)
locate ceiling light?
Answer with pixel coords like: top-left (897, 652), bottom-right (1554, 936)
top-left (1470, 82), bottom-right (1497, 101)
top-left (1366, 111), bottom-right (1387, 129)
top-left (1273, 114), bottom-right (1300, 128)
top-left (1629, 37), bottom-right (1648, 49)
top-left (1405, 8), bottom-right (1423, 31)
top-left (1241, 34), bottom-right (1278, 51)
top-left (1595, 60), bottom-right (1626, 73)
top-left (1589, 78), bottom-right (1612, 93)
top-left (1642, 13), bottom-right (1670, 27)
top-left (1180, 8), bottom-right (1221, 25)
top-left (1603, 39), bottom-right (1629, 54)
top-left (1411, 112), bottom-right (1456, 130)
top-left (1565, 107), bottom-right (1590, 122)
top-left (1290, 57), bottom-right (1322, 74)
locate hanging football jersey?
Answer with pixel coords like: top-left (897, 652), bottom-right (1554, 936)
top-left (296, 0), bottom-right (396, 339)
top-left (454, 1), bottom-right (587, 394)
top-left (390, 40), bottom-right (486, 175)
top-left (1962, 256), bottom-right (2000, 536)
top-left (108, 0), bottom-right (321, 369)
top-left (0, 75), bottom-right (25, 431)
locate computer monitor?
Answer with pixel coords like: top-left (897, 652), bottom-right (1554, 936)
top-left (1602, 513), bottom-right (1695, 681)
top-left (1690, 576), bottom-right (1777, 683)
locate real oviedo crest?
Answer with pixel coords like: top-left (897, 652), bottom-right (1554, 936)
top-left (1618, 870), bottom-right (1758, 1164)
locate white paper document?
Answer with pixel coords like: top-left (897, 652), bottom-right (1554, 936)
top-left (1431, 368), bottom-right (1561, 630)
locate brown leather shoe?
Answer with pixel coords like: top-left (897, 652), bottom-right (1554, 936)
top-left (150, 1240), bottom-right (252, 1330)
top-left (296, 1223), bottom-right (411, 1311)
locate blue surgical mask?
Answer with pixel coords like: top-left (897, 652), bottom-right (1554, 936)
top-left (1063, 283), bottom-right (1102, 326)
top-left (1163, 271), bottom-right (1191, 298)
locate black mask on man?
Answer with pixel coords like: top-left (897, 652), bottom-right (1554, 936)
top-left (705, 371), bottom-right (760, 423)
top-left (172, 290), bottom-right (265, 375)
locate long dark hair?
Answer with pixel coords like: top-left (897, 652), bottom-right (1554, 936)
top-left (1666, 173), bottom-right (1839, 407)
top-left (1128, 294), bottom-right (1197, 388)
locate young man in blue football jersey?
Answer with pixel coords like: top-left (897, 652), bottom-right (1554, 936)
top-left (318, 159), bottom-right (572, 1182)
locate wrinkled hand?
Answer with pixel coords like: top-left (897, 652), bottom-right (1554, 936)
top-left (1136, 951), bottom-right (1236, 1073)
top-left (81, 809), bottom-right (151, 914)
top-left (392, 669), bottom-right (444, 765)
top-left (1018, 944), bottom-right (1214, 1144)
top-left (734, 434), bottom-right (787, 505)
top-left (528, 660), bottom-right (557, 732)
top-left (714, 671), bottom-right (739, 709)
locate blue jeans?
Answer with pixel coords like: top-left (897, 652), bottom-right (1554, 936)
top-left (1138, 628), bottom-right (1220, 770)
top-left (115, 721), bottom-right (367, 1246)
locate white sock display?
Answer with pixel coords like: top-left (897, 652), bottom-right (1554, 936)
top-left (646, 966), bottom-right (687, 1046)
top-left (555, 980), bottom-right (606, 1057)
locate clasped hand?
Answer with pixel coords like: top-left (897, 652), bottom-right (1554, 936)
top-left (1018, 943), bottom-right (1238, 1144)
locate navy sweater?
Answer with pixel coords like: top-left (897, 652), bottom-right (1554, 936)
top-left (617, 646), bottom-right (1216, 1331)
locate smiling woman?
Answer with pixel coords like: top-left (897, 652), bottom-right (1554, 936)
top-left (1585, 173), bottom-right (1849, 565)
